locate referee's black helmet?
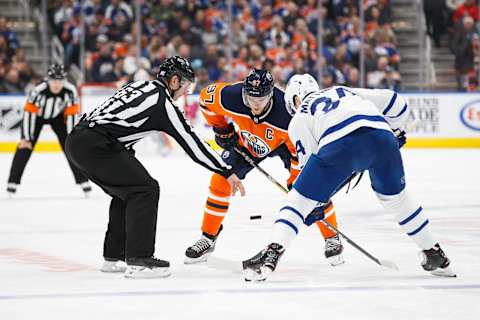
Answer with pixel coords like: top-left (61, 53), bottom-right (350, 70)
top-left (157, 56), bottom-right (195, 83)
top-left (47, 63), bottom-right (67, 80)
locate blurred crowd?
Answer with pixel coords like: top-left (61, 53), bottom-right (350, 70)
top-left (48, 0), bottom-right (401, 92)
top-left (424, 0), bottom-right (480, 91)
top-left (0, 16), bottom-right (39, 94)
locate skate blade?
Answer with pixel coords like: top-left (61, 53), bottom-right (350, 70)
top-left (431, 265), bottom-right (457, 277)
top-left (206, 255), bottom-right (243, 272)
top-left (124, 266), bottom-right (171, 279)
top-left (327, 254), bottom-right (345, 266)
top-left (184, 254), bottom-right (210, 265)
top-left (243, 267), bottom-right (269, 282)
top-left (100, 261), bottom-right (127, 273)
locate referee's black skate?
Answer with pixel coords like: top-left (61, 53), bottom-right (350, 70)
top-left (184, 225), bottom-right (223, 264)
top-left (421, 244), bottom-right (456, 277)
top-left (242, 243), bottom-right (285, 282)
top-left (325, 235), bottom-right (345, 266)
top-left (124, 257), bottom-right (171, 279)
top-left (6, 183), bottom-right (17, 197)
top-left (79, 182), bottom-right (92, 198)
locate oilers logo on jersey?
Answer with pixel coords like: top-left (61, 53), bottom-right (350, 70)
top-left (240, 131), bottom-right (270, 157)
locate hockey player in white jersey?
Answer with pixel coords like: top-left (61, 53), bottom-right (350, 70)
top-left (243, 74), bottom-right (455, 281)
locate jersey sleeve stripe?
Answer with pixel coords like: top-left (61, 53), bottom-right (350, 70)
top-left (320, 115), bottom-right (388, 141)
top-left (388, 103), bottom-right (408, 119)
top-left (382, 92), bottom-right (397, 115)
top-left (164, 98), bottom-right (229, 174)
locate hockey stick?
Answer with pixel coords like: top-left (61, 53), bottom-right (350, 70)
top-left (211, 146), bottom-right (399, 271)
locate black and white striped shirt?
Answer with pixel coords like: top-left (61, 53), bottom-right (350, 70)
top-left (22, 80), bottom-right (80, 141)
top-left (80, 80), bottom-right (232, 177)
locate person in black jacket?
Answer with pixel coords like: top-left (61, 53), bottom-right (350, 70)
top-left (65, 56), bottom-right (244, 279)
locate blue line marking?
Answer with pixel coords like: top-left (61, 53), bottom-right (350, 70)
top-left (1, 284), bottom-right (479, 300)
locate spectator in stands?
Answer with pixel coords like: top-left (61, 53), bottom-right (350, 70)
top-left (346, 66), bottom-right (360, 87)
top-left (107, 10), bottom-right (131, 42)
top-left (0, 16), bottom-right (20, 52)
top-left (367, 55), bottom-right (390, 88)
top-left (423, 0), bottom-right (447, 47)
top-left (11, 49), bottom-right (35, 86)
top-left (452, 15), bottom-right (478, 91)
top-left (45, 1), bottom-right (402, 92)
top-left (91, 41), bottom-right (117, 82)
top-left (0, 35), bottom-right (14, 63)
top-left (0, 68), bottom-right (24, 93)
top-left (452, 0), bottom-right (479, 23)
top-left (53, 0), bottom-right (74, 36)
top-left (62, 6), bottom-right (82, 66)
top-left (105, 0), bottom-right (133, 23)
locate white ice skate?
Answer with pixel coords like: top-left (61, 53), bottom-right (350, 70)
top-left (325, 235), bottom-right (345, 266)
top-left (100, 259), bottom-right (127, 273)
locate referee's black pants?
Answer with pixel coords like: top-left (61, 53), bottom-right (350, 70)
top-left (65, 124), bottom-right (159, 260)
top-left (7, 114), bottom-right (88, 185)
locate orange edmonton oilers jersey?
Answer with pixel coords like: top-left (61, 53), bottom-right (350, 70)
top-left (199, 82), bottom-right (300, 185)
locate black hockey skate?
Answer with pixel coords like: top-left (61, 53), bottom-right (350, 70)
top-left (421, 244), bottom-right (456, 277)
top-left (325, 235), bottom-right (345, 266)
top-left (242, 243), bottom-right (285, 282)
top-left (184, 225), bottom-right (223, 264)
top-left (124, 256), bottom-right (170, 279)
top-left (79, 182), bottom-right (92, 198)
top-left (6, 183), bottom-right (17, 197)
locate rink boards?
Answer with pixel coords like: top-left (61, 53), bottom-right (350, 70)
top-left (1, 91), bottom-right (480, 152)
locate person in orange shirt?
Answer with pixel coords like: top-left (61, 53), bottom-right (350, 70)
top-left (184, 69), bottom-right (344, 266)
top-left (6, 64), bottom-right (90, 196)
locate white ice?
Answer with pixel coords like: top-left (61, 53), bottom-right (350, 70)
top-left (0, 148), bottom-right (479, 320)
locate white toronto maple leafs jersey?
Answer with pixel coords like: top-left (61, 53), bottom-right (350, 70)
top-left (288, 86), bottom-right (409, 168)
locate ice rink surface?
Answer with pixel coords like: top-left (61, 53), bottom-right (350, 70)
top-left (0, 148), bottom-right (479, 319)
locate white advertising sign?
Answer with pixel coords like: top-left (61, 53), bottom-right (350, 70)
top-left (404, 93), bottom-right (480, 138)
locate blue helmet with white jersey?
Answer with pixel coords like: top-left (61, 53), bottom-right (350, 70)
top-left (284, 74), bottom-right (320, 115)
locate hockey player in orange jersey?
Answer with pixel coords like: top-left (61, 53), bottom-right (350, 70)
top-left (185, 69), bottom-right (344, 266)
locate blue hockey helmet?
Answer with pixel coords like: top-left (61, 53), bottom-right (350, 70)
top-left (242, 69), bottom-right (274, 98)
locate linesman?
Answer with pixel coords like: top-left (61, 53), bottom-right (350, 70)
top-left (6, 63), bottom-right (90, 196)
top-left (65, 56), bottom-right (244, 279)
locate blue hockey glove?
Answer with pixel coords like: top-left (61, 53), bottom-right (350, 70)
top-left (304, 205), bottom-right (327, 226)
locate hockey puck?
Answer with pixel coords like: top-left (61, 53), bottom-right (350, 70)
top-left (250, 215), bottom-right (262, 220)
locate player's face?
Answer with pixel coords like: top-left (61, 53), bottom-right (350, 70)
top-left (246, 95), bottom-right (271, 115)
top-left (48, 79), bottom-right (64, 94)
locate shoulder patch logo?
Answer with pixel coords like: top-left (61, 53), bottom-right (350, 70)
top-left (240, 131), bottom-right (270, 157)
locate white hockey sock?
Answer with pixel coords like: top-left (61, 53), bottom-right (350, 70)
top-left (270, 189), bottom-right (318, 248)
top-left (376, 190), bottom-right (436, 250)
